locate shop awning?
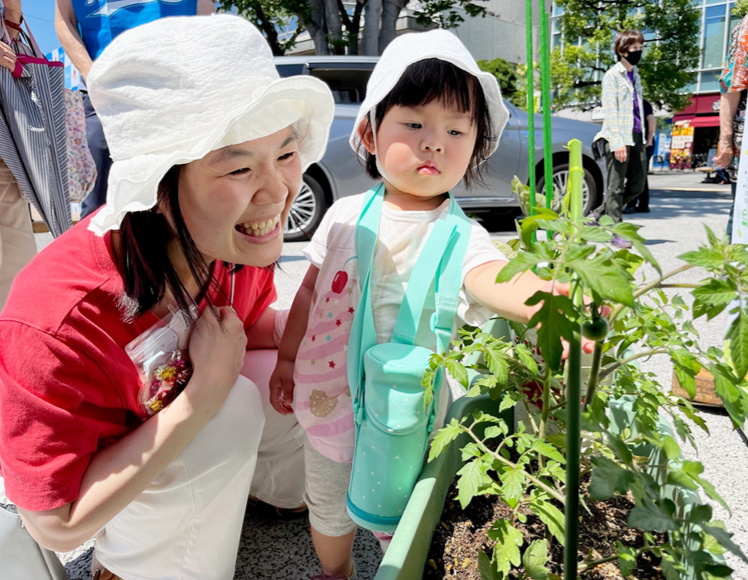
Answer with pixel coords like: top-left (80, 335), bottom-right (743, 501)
top-left (688, 116), bottom-right (720, 128)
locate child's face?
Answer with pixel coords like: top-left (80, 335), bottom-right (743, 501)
top-left (372, 101), bottom-right (477, 199)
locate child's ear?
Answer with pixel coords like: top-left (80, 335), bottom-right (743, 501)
top-left (358, 118), bottom-right (376, 155)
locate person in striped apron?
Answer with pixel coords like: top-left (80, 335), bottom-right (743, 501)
top-left (0, 0), bottom-right (36, 311)
top-left (55, 0), bottom-right (216, 219)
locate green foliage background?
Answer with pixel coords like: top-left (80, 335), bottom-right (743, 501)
top-left (511, 0), bottom-right (702, 112)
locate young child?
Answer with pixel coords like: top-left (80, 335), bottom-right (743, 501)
top-left (270, 30), bottom-right (583, 580)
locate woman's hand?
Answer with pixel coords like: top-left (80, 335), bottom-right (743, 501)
top-left (713, 136), bottom-right (736, 168)
top-left (269, 358), bottom-right (296, 415)
top-left (0, 41), bottom-right (17, 73)
top-left (186, 306), bottom-right (247, 414)
top-left (614, 146), bottom-right (628, 163)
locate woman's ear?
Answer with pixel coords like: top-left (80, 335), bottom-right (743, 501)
top-left (358, 117), bottom-right (376, 155)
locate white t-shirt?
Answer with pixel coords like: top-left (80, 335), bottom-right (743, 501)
top-left (293, 192), bottom-right (507, 462)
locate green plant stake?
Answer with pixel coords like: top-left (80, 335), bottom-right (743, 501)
top-left (539, 3), bottom-right (553, 210)
top-left (526, 0), bottom-right (535, 214)
top-left (568, 139), bottom-right (583, 220)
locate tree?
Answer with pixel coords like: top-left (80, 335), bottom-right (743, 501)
top-left (219, 0), bottom-right (490, 56)
top-left (477, 57), bottom-right (522, 107)
top-left (550, 0), bottom-right (701, 112)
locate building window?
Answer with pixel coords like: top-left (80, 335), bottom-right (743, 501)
top-left (703, 4), bottom-right (727, 69)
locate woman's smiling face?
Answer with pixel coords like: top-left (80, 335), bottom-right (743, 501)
top-left (176, 127), bottom-right (301, 268)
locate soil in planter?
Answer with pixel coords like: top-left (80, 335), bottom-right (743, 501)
top-left (424, 477), bottom-right (665, 580)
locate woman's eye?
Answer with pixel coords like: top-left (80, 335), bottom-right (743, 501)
top-left (278, 151), bottom-right (296, 161)
top-left (230, 167), bottom-right (250, 176)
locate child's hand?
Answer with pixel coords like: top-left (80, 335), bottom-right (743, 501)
top-left (529, 281), bottom-right (611, 358)
top-left (269, 358), bottom-right (296, 415)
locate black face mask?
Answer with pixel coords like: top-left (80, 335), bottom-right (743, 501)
top-left (625, 50), bottom-right (642, 66)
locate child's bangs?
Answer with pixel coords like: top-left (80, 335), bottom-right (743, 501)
top-left (384, 59), bottom-right (483, 123)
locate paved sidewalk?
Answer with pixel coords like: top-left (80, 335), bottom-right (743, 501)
top-left (49, 171), bottom-right (748, 579)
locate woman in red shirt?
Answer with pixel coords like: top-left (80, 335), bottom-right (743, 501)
top-left (0, 15), bottom-right (334, 580)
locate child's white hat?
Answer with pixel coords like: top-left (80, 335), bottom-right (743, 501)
top-left (349, 29), bottom-right (509, 163)
top-left (88, 14), bottom-right (335, 236)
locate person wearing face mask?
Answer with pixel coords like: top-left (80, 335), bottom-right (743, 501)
top-left (591, 29), bottom-right (648, 246)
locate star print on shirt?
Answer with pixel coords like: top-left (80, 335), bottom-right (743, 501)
top-left (325, 297), bottom-right (330, 303)
top-left (335, 319), bottom-right (342, 327)
top-left (328, 361), bottom-right (336, 369)
top-left (312, 335), bottom-right (316, 342)
top-left (311, 359), bottom-right (316, 365)
top-left (348, 307), bottom-right (355, 314)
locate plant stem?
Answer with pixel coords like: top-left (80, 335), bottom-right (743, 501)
top-left (462, 426), bottom-right (566, 504)
top-left (658, 283), bottom-right (699, 289)
top-left (583, 341), bottom-right (604, 410)
top-left (538, 369), bottom-right (553, 468)
top-left (578, 547), bottom-right (648, 572)
top-left (598, 348), bottom-right (670, 381)
top-left (608, 264), bottom-right (694, 324)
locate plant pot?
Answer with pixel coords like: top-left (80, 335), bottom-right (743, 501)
top-left (374, 318), bottom-right (514, 580)
top-left (671, 368), bottom-right (723, 407)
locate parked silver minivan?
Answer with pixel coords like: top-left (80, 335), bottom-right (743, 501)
top-left (275, 56), bottom-right (606, 241)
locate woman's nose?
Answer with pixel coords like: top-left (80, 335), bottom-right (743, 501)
top-left (252, 168), bottom-right (288, 205)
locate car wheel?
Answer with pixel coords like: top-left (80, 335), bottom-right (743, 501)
top-left (537, 163), bottom-right (599, 217)
top-left (284, 174), bottom-right (329, 242)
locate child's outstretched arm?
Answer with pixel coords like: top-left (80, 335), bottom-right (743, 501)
top-left (269, 264), bottom-right (319, 415)
top-left (465, 260), bottom-right (598, 355)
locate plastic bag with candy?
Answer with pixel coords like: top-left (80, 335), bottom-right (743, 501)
top-left (125, 307), bottom-right (197, 416)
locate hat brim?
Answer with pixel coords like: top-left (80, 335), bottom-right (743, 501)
top-left (89, 75), bottom-right (335, 236)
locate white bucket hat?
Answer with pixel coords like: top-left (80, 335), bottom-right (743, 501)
top-left (87, 14), bottom-right (335, 236)
top-left (349, 29), bottom-right (509, 165)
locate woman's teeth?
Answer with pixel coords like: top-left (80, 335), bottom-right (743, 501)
top-left (237, 215), bottom-right (280, 236)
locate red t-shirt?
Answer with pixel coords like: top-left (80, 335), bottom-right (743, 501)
top-left (0, 215), bottom-right (276, 511)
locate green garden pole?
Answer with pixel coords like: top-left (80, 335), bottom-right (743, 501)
top-left (539, 4), bottom-right (553, 209)
top-left (565, 138), bottom-right (584, 580)
top-left (526, 0), bottom-right (536, 214)
top-left (568, 139), bottom-right (583, 219)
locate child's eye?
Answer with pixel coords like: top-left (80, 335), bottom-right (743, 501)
top-left (449, 130), bottom-right (463, 136)
top-left (230, 167), bottom-right (250, 176)
top-left (278, 151), bottom-right (296, 162)
top-left (406, 123), bottom-right (422, 129)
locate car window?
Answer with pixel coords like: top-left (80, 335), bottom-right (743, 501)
top-left (308, 67), bottom-right (373, 104)
top-left (275, 64), bottom-right (305, 77)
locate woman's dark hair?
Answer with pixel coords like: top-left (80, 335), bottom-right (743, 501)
top-left (358, 58), bottom-right (494, 189)
top-left (614, 30), bottom-right (644, 58)
top-left (115, 165), bottom-right (238, 322)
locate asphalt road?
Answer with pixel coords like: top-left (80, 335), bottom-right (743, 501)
top-left (53, 171), bottom-right (748, 579)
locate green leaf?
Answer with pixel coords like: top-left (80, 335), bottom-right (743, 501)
top-left (515, 343), bottom-right (539, 374)
top-left (578, 225), bottom-right (612, 243)
top-left (495, 252), bottom-right (545, 283)
top-left (612, 222), bottom-right (661, 273)
top-left (522, 540), bottom-right (549, 580)
top-left (484, 426), bottom-right (503, 440)
top-left (461, 442), bottom-right (483, 461)
top-left (456, 458), bottom-right (487, 508)
top-left (666, 468), bottom-right (700, 490)
top-left (530, 497), bottom-right (565, 545)
top-left (692, 278), bottom-right (738, 310)
top-left (487, 519), bottom-right (523, 575)
top-left (628, 498), bottom-right (680, 532)
top-left (702, 524), bottom-right (748, 563)
top-left (429, 419), bottom-right (463, 462)
top-left (499, 390), bottom-right (520, 413)
top-left (478, 550), bottom-right (501, 580)
top-left (444, 358), bottom-right (469, 388)
top-left (678, 248), bottom-right (726, 270)
top-left (606, 433), bottom-right (633, 464)
top-left (662, 435), bottom-right (681, 461)
top-left (526, 292), bottom-right (578, 371)
top-left (500, 468), bottom-right (526, 503)
top-left (484, 343), bottom-right (509, 385)
top-left (726, 312), bottom-right (748, 381)
top-left (532, 440), bottom-right (566, 464)
top-left (589, 457), bottom-right (634, 499)
top-left (711, 364), bottom-right (747, 428)
top-left (568, 252), bottom-right (635, 307)
top-left (616, 541), bottom-right (637, 577)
